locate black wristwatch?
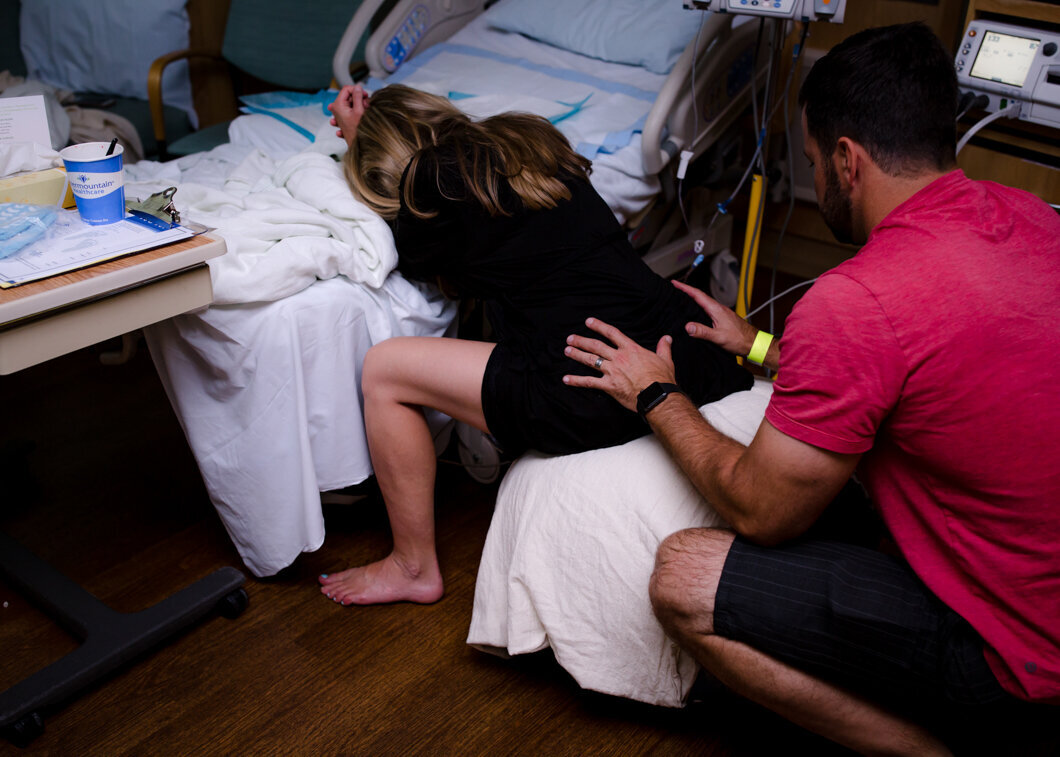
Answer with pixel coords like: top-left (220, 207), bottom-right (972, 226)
top-left (636, 382), bottom-right (684, 419)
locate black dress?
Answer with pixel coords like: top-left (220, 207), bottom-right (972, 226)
top-left (392, 141), bottom-right (752, 456)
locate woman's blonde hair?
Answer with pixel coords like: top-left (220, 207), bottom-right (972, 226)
top-left (343, 85), bottom-right (591, 221)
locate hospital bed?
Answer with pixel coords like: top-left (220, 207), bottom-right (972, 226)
top-left (337, 0), bottom-right (763, 242)
top-left (129, 0), bottom-right (770, 703)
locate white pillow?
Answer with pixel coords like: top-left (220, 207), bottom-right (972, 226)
top-left (20, 0), bottom-right (197, 126)
top-left (485, 0), bottom-right (703, 75)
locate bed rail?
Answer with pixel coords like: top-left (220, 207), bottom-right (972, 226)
top-left (333, 0), bottom-right (489, 85)
top-left (642, 15), bottom-right (775, 176)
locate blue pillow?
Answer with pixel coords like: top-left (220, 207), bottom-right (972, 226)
top-left (19, 0), bottom-right (197, 126)
top-left (486, 0), bottom-right (703, 75)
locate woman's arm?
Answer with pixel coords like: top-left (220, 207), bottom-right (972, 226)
top-left (328, 84), bottom-right (370, 149)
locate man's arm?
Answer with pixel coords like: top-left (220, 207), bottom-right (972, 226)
top-left (644, 392), bottom-right (858, 543)
top-left (564, 318), bottom-right (859, 544)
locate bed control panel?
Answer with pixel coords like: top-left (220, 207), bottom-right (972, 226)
top-left (684, 0), bottom-right (844, 23)
top-left (957, 20), bottom-right (1060, 129)
top-left (383, 4), bottom-right (431, 72)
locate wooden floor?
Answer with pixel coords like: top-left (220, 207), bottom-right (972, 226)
top-left (0, 340), bottom-right (861, 756)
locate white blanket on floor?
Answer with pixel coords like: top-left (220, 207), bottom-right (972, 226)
top-left (467, 378), bottom-right (773, 707)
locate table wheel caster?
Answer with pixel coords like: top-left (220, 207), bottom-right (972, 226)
top-left (216, 587), bottom-right (249, 619)
top-left (4, 711), bottom-right (44, 748)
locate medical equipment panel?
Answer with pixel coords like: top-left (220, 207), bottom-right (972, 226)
top-left (683, 0), bottom-right (845, 23)
top-left (359, 0), bottom-right (486, 79)
top-left (957, 20), bottom-right (1060, 129)
top-left (383, 5), bottom-right (431, 72)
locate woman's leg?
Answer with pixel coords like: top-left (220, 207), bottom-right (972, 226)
top-left (319, 336), bottom-right (495, 605)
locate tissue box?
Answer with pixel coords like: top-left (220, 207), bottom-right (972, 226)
top-left (0, 168), bottom-right (76, 208)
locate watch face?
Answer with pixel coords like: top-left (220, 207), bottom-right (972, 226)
top-left (637, 382), bottom-right (677, 417)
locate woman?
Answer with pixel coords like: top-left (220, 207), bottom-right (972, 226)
top-left (319, 84), bottom-right (751, 605)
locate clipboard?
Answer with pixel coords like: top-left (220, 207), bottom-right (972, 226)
top-left (0, 210), bottom-right (200, 288)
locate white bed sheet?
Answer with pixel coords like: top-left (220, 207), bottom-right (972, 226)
top-left (231, 9), bottom-right (674, 224)
top-left (146, 275), bottom-right (454, 577)
top-left (467, 378), bottom-right (773, 707)
top-left (125, 116), bottom-right (457, 577)
top-left (374, 10), bottom-right (671, 223)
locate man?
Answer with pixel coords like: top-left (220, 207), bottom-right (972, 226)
top-left (562, 23), bottom-right (1059, 756)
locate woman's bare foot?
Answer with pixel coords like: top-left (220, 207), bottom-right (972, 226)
top-left (318, 552), bottom-right (444, 605)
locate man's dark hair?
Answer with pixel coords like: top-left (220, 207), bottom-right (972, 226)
top-left (798, 22), bottom-right (958, 174)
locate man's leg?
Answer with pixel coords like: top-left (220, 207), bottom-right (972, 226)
top-left (649, 528), bottom-right (952, 757)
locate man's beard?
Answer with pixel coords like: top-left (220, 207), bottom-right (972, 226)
top-left (820, 162), bottom-right (855, 245)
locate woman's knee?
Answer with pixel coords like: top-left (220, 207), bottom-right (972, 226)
top-left (649, 528), bottom-right (734, 637)
top-left (362, 338), bottom-right (409, 403)
top-left (362, 337), bottom-right (490, 427)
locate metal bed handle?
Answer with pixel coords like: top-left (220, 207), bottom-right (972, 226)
top-left (333, 0), bottom-right (389, 86)
top-left (333, 0), bottom-right (488, 86)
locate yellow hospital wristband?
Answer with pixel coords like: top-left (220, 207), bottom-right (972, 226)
top-left (747, 330), bottom-right (774, 365)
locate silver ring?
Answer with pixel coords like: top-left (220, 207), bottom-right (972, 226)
top-left (594, 356), bottom-right (604, 369)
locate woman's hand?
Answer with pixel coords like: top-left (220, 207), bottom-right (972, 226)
top-left (328, 84), bottom-right (370, 148)
top-left (563, 318), bottom-right (677, 413)
top-left (672, 280), bottom-right (758, 358)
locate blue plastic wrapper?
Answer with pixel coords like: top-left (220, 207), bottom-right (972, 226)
top-left (0, 203), bottom-right (59, 260)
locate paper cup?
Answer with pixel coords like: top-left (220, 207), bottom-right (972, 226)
top-left (59, 142), bottom-right (125, 225)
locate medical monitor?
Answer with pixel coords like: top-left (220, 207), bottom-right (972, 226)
top-left (956, 19), bottom-right (1060, 129)
top-left (969, 30), bottom-right (1040, 87)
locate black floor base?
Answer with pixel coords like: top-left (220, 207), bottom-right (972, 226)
top-left (0, 531), bottom-right (246, 746)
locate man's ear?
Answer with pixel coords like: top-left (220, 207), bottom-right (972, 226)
top-left (832, 136), bottom-right (863, 191)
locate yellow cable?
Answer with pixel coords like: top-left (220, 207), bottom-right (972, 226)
top-left (735, 174), bottom-right (766, 364)
top-left (737, 174), bottom-right (766, 319)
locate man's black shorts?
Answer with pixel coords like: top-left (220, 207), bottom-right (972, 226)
top-left (713, 537), bottom-right (1054, 751)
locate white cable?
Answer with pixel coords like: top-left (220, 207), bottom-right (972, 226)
top-left (677, 11), bottom-right (710, 233)
top-left (714, 25), bottom-right (807, 216)
top-left (763, 22), bottom-right (807, 333)
top-left (684, 20), bottom-right (807, 283)
top-left (769, 63), bottom-right (796, 337)
top-left (737, 21), bottom-right (803, 314)
top-left (746, 276), bottom-right (818, 319)
top-left (683, 24), bottom-right (770, 281)
top-left (956, 102), bottom-right (1021, 155)
top-left (690, 12), bottom-right (706, 150)
top-left (749, 20), bottom-right (766, 172)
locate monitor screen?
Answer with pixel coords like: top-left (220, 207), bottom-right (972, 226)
top-left (970, 31), bottom-right (1040, 87)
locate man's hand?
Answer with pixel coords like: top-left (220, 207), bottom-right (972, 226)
top-left (566, 318), bottom-right (858, 545)
top-left (328, 84), bottom-right (370, 148)
top-left (563, 318), bottom-right (677, 412)
top-left (672, 280), bottom-right (759, 358)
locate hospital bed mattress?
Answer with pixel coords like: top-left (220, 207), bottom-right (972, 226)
top-left (372, 10), bottom-right (673, 223)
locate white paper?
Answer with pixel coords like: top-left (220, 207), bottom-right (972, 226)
top-left (0, 95), bottom-right (52, 147)
top-left (0, 209), bottom-right (194, 286)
